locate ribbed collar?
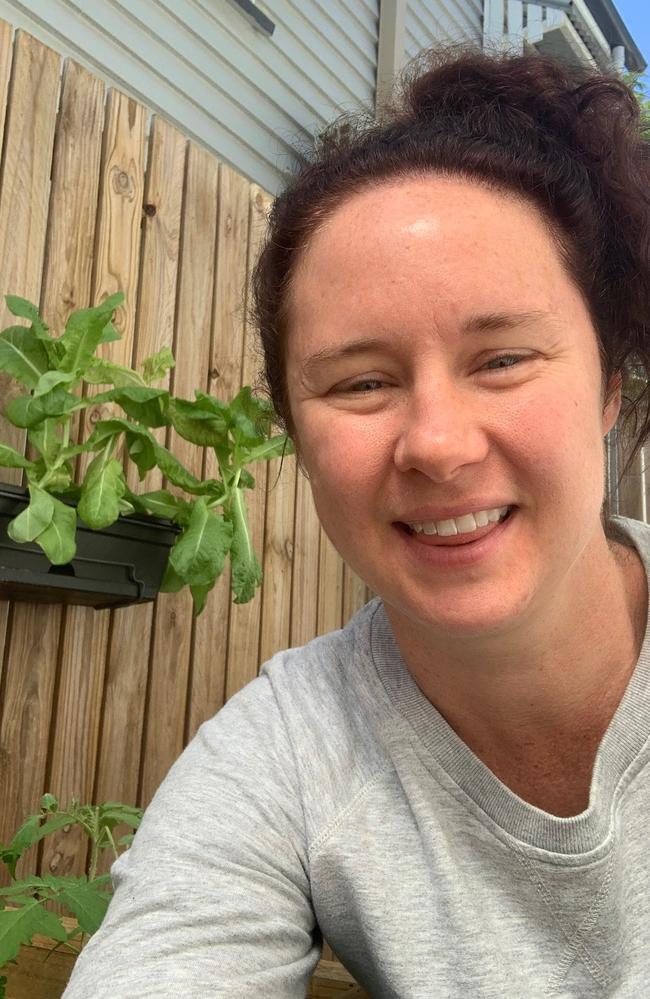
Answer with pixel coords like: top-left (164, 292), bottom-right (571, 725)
top-left (369, 516), bottom-right (650, 855)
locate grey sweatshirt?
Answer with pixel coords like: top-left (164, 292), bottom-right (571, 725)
top-left (62, 515), bottom-right (650, 998)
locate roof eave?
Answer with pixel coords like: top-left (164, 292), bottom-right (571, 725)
top-left (586, 0), bottom-right (646, 73)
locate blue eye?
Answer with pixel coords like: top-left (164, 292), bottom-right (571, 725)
top-left (484, 354), bottom-right (525, 370)
top-left (345, 379), bottom-right (385, 392)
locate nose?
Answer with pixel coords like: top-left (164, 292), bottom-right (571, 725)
top-left (393, 383), bottom-right (489, 482)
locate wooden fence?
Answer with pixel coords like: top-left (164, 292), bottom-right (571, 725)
top-left (0, 22), bottom-right (369, 997)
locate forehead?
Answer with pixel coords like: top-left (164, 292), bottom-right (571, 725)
top-left (287, 176), bottom-right (571, 338)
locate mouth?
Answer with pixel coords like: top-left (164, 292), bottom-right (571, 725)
top-left (396, 505), bottom-right (516, 546)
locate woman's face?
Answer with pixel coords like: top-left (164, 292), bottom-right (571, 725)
top-left (285, 177), bottom-right (621, 640)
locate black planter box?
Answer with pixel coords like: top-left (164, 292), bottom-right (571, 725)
top-left (0, 483), bottom-right (179, 609)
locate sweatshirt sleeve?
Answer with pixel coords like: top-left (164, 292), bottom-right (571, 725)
top-left (61, 671), bottom-right (320, 998)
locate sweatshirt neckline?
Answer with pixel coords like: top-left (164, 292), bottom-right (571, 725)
top-left (369, 515), bottom-right (650, 855)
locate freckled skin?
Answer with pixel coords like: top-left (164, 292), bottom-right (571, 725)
top-left (285, 176), bottom-right (646, 753)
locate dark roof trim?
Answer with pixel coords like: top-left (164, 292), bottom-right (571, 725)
top-left (586, 0), bottom-right (646, 73)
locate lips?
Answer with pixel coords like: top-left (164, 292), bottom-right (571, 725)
top-left (397, 508), bottom-right (514, 546)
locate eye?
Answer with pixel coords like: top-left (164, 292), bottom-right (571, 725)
top-left (337, 378), bottom-right (387, 393)
top-left (483, 353), bottom-right (528, 371)
top-left (350, 378), bottom-right (385, 392)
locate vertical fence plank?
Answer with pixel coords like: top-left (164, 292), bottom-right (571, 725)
top-left (0, 32), bottom-right (61, 858)
top-left (190, 163), bottom-right (252, 711)
top-left (0, 20), bottom-right (15, 692)
top-left (342, 563), bottom-right (369, 626)
top-left (126, 115), bottom-right (186, 494)
top-left (0, 20), bottom-right (14, 158)
top-left (260, 453), bottom-right (297, 662)
top-left (317, 527), bottom-right (345, 636)
top-left (75, 90), bottom-right (147, 837)
top-left (224, 179), bottom-right (268, 695)
top-left (21, 61), bottom-right (107, 885)
top-left (140, 141), bottom-right (217, 802)
top-left (290, 470), bottom-right (321, 646)
top-left (0, 29), bottom-right (60, 473)
top-left (128, 116), bottom-right (186, 808)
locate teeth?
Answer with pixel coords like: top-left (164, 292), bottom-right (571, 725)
top-left (407, 506), bottom-right (510, 536)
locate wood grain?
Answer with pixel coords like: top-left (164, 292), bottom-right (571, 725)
top-left (72, 88), bottom-right (148, 876)
top-left (0, 31), bottom-right (61, 869)
top-left (0, 29), bottom-right (60, 476)
top-left (290, 469), bottom-right (321, 646)
top-left (25, 58), bottom-right (106, 887)
top-left (190, 163), bottom-right (252, 717)
top-left (225, 179), bottom-right (268, 697)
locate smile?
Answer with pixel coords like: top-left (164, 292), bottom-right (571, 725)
top-left (404, 506), bottom-right (511, 537)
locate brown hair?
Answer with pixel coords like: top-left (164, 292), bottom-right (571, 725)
top-left (252, 45), bottom-right (650, 485)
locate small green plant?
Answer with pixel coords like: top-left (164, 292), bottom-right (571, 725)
top-left (0, 794), bottom-right (142, 985)
top-left (0, 292), bottom-right (293, 614)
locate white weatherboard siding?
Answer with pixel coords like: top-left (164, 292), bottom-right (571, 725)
top-left (405, 0), bottom-right (482, 59)
top-left (0, 0), bottom-right (379, 194)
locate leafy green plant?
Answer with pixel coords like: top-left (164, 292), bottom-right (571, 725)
top-left (0, 794), bottom-right (142, 982)
top-left (622, 70), bottom-right (650, 140)
top-left (0, 292), bottom-right (293, 614)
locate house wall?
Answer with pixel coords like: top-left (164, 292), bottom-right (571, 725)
top-left (0, 0), bottom-right (379, 194)
top-left (405, 0), bottom-right (482, 58)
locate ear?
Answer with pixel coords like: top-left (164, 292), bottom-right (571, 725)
top-left (602, 370), bottom-right (622, 436)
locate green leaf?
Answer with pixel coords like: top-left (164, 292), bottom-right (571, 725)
top-left (5, 296), bottom-right (49, 339)
top-left (92, 386), bottom-right (169, 427)
top-left (83, 358), bottom-right (145, 387)
top-left (97, 806), bottom-right (141, 829)
top-left (126, 433), bottom-right (156, 479)
top-left (59, 293), bottom-right (124, 375)
top-left (243, 434), bottom-right (293, 464)
top-left (228, 386), bottom-right (274, 445)
top-left (33, 369), bottom-right (79, 397)
top-left (40, 794), bottom-right (58, 812)
top-left (0, 326), bottom-right (50, 389)
top-left (131, 489), bottom-right (192, 522)
top-left (81, 418), bottom-right (148, 453)
top-left (7, 486), bottom-right (54, 544)
top-left (78, 455), bottom-right (126, 530)
top-left (238, 469), bottom-right (255, 490)
top-left (27, 420), bottom-right (61, 465)
top-left (98, 320), bottom-right (121, 344)
top-left (190, 581), bottom-right (213, 615)
top-left (0, 444), bottom-right (35, 471)
top-left (36, 496), bottom-right (77, 564)
top-left (0, 816), bottom-right (41, 878)
top-left (141, 346), bottom-right (175, 385)
top-left (42, 876), bottom-right (110, 935)
top-left (5, 387), bottom-right (79, 428)
top-left (150, 440), bottom-right (207, 495)
top-left (159, 559), bottom-right (186, 593)
top-left (227, 487), bottom-right (262, 604)
top-left (0, 901), bottom-right (67, 967)
top-left (169, 498), bottom-right (232, 587)
top-left (168, 396), bottom-right (229, 447)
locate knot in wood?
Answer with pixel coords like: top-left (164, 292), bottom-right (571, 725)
top-left (284, 540), bottom-right (294, 560)
top-left (143, 203), bottom-right (157, 217)
top-left (111, 166), bottom-right (135, 199)
top-left (254, 191), bottom-right (264, 212)
top-left (49, 851), bottom-right (62, 872)
top-left (209, 367), bottom-right (220, 382)
top-left (225, 214), bottom-right (233, 234)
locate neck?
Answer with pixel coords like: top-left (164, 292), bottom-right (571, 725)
top-left (385, 537), bottom-right (647, 758)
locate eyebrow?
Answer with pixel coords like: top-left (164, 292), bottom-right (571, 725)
top-left (300, 310), bottom-right (553, 376)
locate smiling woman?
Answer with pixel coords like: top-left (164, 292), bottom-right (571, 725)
top-left (62, 45), bottom-right (650, 999)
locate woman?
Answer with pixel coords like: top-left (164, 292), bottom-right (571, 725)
top-left (63, 47), bottom-right (650, 997)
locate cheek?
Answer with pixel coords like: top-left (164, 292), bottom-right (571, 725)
top-left (301, 415), bottom-right (389, 504)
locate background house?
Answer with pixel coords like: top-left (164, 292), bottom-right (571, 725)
top-left (0, 0), bottom-right (644, 195)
